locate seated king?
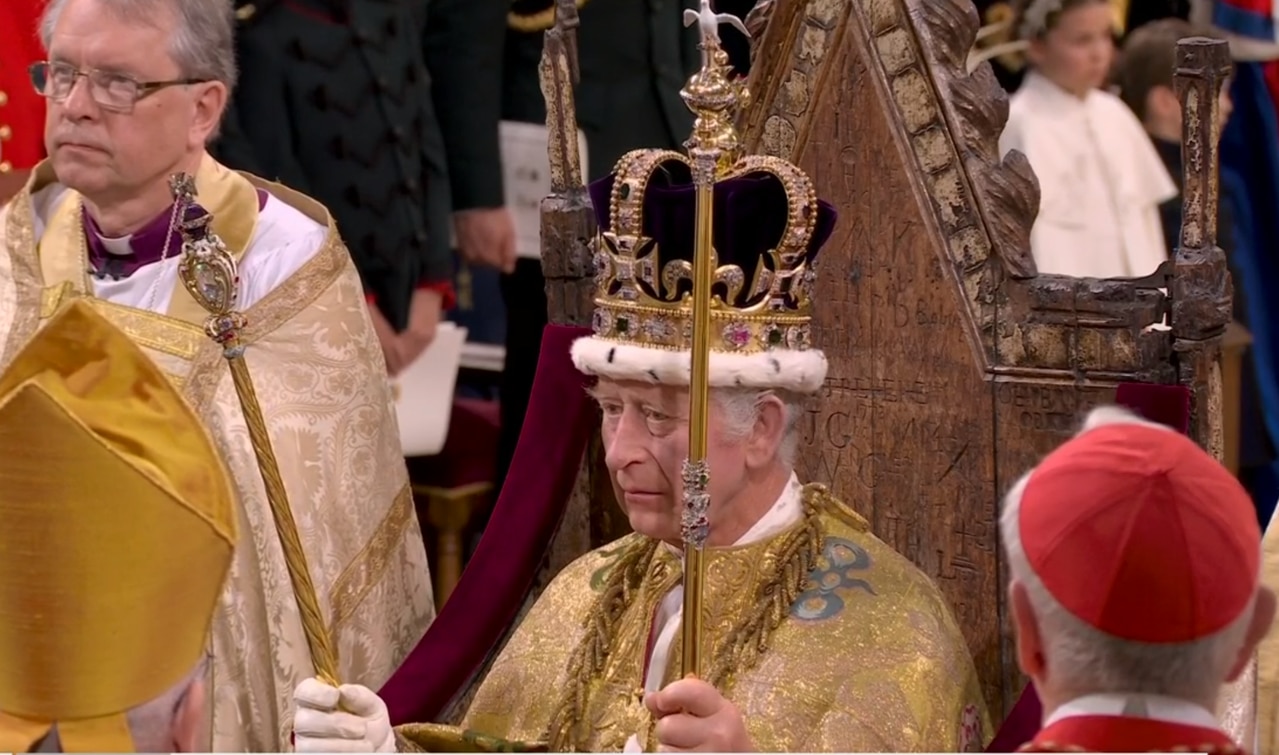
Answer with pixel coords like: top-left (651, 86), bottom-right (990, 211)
top-left (0, 301), bottom-right (238, 752)
top-left (292, 16), bottom-right (990, 752)
top-left (0, 0), bottom-right (433, 749)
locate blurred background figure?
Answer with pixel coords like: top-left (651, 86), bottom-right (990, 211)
top-left (996, 0), bottom-right (1176, 279)
top-left (213, 0), bottom-right (516, 376)
top-left (0, 0), bottom-right (46, 200)
top-left (495, 0), bottom-right (716, 494)
top-left (1112, 18), bottom-right (1277, 519)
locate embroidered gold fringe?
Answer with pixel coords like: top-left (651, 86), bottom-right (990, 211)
top-left (507, 0), bottom-right (590, 32)
top-left (544, 490), bottom-right (824, 751)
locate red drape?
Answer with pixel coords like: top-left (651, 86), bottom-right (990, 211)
top-left (379, 324), bottom-right (596, 724)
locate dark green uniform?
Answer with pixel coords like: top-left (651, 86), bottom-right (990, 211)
top-left (212, 0), bottom-right (505, 330)
top-left (495, 0), bottom-right (705, 488)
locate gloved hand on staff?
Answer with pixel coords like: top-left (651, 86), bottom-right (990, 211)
top-left (294, 677), bottom-right (395, 753)
top-left (644, 675), bottom-right (755, 752)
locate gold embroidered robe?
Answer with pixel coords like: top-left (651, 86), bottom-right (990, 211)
top-left (1246, 505), bottom-right (1279, 754)
top-left (0, 158), bottom-right (435, 751)
top-left (399, 484), bottom-right (990, 752)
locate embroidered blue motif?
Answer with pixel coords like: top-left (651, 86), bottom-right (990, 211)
top-left (791, 537), bottom-right (875, 621)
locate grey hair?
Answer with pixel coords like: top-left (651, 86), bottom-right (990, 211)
top-left (33, 656), bottom-right (209, 753)
top-left (1000, 406), bottom-right (1255, 703)
top-left (40, 0), bottom-right (237, 90)
top-left (714, 387), bottom-right (804, 467)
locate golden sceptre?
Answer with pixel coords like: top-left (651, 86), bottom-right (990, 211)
top-left (169, 174), bottom-right (341, 687)
top-left (678, 0), bottom-right (751, 678)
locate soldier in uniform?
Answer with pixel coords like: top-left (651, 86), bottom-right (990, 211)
top-left (1002, 406), bottom-right (1274, 753)
top-left (0, 0), bottom-right (46, 179)
top-left (495, 0), bottom-right (704, 488)
top-left (212, 0), bottom-right (514, 375)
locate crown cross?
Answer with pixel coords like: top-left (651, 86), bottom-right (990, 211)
top-left (597, 232), bottom-right (658, 302)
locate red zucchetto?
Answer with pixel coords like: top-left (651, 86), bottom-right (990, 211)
top-left (1019, 422), bottom-right (1260, 643)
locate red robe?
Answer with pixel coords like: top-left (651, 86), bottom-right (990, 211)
top-left (1019, 715), bottom-right (1244, 754)
top-left (0, 0), bottom-right (47, 171)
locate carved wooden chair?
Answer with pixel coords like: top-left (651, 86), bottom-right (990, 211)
top-left (736, 0), bottom-right (1234, 725)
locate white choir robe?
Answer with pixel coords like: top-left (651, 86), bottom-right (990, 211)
top-left (1001, 71), bottom-right (1178, 280)
top-left (28, 181), bottom-right (322, 310)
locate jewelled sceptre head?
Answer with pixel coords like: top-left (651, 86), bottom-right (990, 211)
top-left (170, 173), bottom-right (341, 686)
top-left (567, 0), bottom-right (838, 679)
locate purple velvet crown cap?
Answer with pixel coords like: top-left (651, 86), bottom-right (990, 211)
top-left (587, 159), bottom-right (838, 307)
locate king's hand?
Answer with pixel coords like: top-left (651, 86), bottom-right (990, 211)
top-left (293, 677), bottom-right (395, 753)
top-left (645, 676), bottom-right (754, 752)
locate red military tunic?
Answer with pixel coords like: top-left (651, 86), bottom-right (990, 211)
top-left (0, 0), bottom-right (47, 172)
top-left (1019, 715), bottom-right (1244, 754)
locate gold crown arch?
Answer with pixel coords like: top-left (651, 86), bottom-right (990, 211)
top-left (591, 149), bottom-right (822, 358)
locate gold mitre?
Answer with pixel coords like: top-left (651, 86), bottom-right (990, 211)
top-left (0, 300), bottom-right (237, 753)
top-left (570, 53), bottom-right (839, 395)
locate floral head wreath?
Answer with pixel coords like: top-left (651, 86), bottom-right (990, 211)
top-left (1018, 0), bottom-right (1064, 40)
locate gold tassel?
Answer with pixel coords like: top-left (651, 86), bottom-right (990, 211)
top-left (508, 0), bottom-right (590, 33)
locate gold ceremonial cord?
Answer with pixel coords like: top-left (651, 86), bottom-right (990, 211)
top-left (226, 350), bottom-right (341, 685)
top-left (508, 0), bottom-right (589, 32)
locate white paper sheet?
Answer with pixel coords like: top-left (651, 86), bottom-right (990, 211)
top-left (393, 321), bottom-right (468, 457)
top-left (500, 119), bottom-right (589, 259)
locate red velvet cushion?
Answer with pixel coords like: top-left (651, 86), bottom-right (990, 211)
top-left (381, 325), bottom-right (596, 724)
top-left (406, 398), bottom-right (501, 489)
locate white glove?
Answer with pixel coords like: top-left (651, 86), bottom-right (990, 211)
top-left (293, 677), bottom-right (395, 753)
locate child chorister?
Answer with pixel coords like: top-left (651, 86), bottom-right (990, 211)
top-left (999, 0), bottom-right (1176, 279)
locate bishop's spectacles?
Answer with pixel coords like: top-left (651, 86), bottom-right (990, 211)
top-left (29, 61), bottom-right (211, 114)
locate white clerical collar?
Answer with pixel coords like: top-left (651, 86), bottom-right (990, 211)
top-left (734, 472), bottom-right (804, 545)
top-left (662, 472), bottom-right (804, 556)
top-left (1046, 693), bottom-right (1219, 730)
top-left (99, 234), bottom-right (135, 257)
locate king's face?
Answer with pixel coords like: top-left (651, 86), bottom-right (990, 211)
top-left (592, 379), bottom-right (751, 546)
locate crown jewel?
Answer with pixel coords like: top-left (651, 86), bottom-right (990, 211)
top-left (589, 150), bottom-right (829, 355)
top-left (572, 0), bottom-right (837, 394)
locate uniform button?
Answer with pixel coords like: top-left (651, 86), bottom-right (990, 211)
top-left (0, 91), bottom-right (7, 107)
top-left (391, 126), bottom-right (405, 142)
top-left (403, 177), bottom-right (419, 192)
top-left (354, 28), bottom-right (371, 43)
top-left (0, 161), bottom-right (11, 174)
top-left (414, 230), bottom-right (427, 245)
top-left (0, 126), bottom-right (10, 140)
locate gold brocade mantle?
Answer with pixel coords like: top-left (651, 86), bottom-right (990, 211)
top-left (421, 485), bottom-right (990, 752)
top-left (0, 162), bottom-right (435, 751)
